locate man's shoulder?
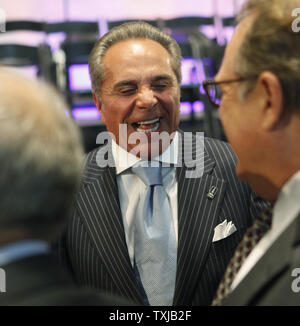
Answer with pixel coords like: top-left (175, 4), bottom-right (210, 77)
top-left (204, 136), bottom-right (235, 156)
top-left (179, 131), bottom-right (234, 155)
top-left (177, 131), bottom-right (237, 176)
top-left (203, 136), bottom-right (237, 169)
top-left (85, 147), bottom-right (100, 168)
top-left (81, 146), bottom-right (109, 183)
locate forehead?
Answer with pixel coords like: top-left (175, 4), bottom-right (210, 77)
top-left (102, 38), bottom-right (175, 82)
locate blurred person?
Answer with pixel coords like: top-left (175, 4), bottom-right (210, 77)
top-left (204, 0), bottom-right (300, 306)
top-left (0, 68), bottom-right (132, 306)
top-left (57, 22), bottom-right (269, 306)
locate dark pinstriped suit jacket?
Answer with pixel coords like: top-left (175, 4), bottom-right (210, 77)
top-left (59, 133), bottom-right (268, 305)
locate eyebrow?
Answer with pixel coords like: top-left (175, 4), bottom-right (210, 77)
top-left (151, 74), bottom-right (173, 82)
top-left (113, 74), bottom-right (173, 89)
top-left (113, 80), bottom-right (136, 89)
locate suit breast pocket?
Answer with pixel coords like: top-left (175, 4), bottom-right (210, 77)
top-left (211, 225), bottom-right (248, 259)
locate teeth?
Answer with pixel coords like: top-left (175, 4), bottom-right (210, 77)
top-left (137, 118), bottom-right (159, 125)
top-left (137, 121), bottom-right (159, 132)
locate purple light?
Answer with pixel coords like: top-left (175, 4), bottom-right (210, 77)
top-left (69, 60), bottom-right (204, 91)
top-left (199, 84), bottom-right (206, 95)
top-left (72, 102), bottom-right (201, 121)
top-left (72, 102), bottom-right (205, 122)
top-left (193, 101), bottom-right (205, 113)
top-left (68, 64), bottom-right (91, 91)
top-left (181, 58), bottom-right (207, 85)
top-left (72, 107), bottom-right (101, 120)
top-left (180, 102), bottom-right (193, 115)
top-left (181, 59), bottom-right (196, 85)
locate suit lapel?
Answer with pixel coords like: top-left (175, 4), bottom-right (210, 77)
top-left (173, 134), bottom-right (227, 305)
top-left (77, 153), bottom-right (144, 303)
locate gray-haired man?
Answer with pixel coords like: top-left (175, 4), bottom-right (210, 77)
top-left (59, 22), bottom-right (269, 306)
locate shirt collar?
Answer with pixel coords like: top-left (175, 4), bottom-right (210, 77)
top-left (112, 131), bottom-right (179, 175)
top-left (273, 169), bottom-right (300, 232)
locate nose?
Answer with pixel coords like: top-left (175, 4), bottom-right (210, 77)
top-left (136, 87), bottom-right (158, 109)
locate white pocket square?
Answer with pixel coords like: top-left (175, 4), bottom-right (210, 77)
top-left (212, 219), bottom-right (237, 242)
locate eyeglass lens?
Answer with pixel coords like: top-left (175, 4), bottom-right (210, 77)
top-left (209, 84), bottom-right (222, 106)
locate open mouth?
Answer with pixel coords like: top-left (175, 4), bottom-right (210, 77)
top-left (132, 118), bottom-right (160, 132)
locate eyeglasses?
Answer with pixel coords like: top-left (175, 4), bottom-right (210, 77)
top-left (203, 78), bottom-right (246, 108)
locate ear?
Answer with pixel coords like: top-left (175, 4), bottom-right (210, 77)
top-left (92, 92), bottom-right (101, 110)
top-left (93, 92), bottom-right (106, 125)
top-left (258, 72), bottom-right (284, 131)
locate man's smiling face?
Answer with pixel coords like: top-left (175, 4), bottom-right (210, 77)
top-left (93, 38), bottom-right (181, 158)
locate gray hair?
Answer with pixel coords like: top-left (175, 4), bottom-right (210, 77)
top-left (0, 68), bottom-right (84, 240)
top-left (89, 21), bottom-right (182, 97)
top-left (235, 0), bottom-right (300, 111)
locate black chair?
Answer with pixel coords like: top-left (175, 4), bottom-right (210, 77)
top-left (177, 41), bottom-right (222, 138)
top-left (62, 41), bottom-right (95, 65)
top-left (220, 16), bottom-right (236, 44)
top-left (107, 19), bottom-right (159, 30)
top-left (161, 17), bottom-right (220, 138)
top-left (44, 21), bottom-right (99, 35)
top-left (44, 21), bottom-right (101, 130)
top-left (0, 44), bottom-right (39, 66)
top-left (222, 17), bottom-right (236, 28)
top-left (60, 40), bottom-right (96, 108)
top-left (160, 16), bottom-right (216, 81)
top-left (1, 20), bottom-right (54, 82)
top-left (44, 21), bottom-right (100, 91)
top-left (161, 16), bottom-right (216, 43)
top-left (161, 16), bottom-right (215, 30)
top-left (5, 20), bottom-right (45, 32)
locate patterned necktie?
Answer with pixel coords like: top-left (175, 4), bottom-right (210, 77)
top-left (212, 206), bottom-right (273, 306)
top-left (132, 163), bottom-right (177, 306)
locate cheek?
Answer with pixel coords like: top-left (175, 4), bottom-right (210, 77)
top-left (170, 102), bottom-right (180, 129)
top-left (163, 91), bottom-right (180, 117)
top-left (219, 107), bottom-right (243, 151)
top-left (100, 104), bottom-right (120, 132)
top-left (102, 99), bottom-right (131, 123)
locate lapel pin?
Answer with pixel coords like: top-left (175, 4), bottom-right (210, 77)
top-left (207, 186), bottom-right (218, 199)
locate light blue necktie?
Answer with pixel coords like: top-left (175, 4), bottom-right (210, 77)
top-left (132, 163), bottom-right (177, 306)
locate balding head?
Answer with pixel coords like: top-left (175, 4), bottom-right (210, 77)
top-left (0, 68), bottom-right (84, 242)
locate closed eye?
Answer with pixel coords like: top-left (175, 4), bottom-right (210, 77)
top-left (118, 87), bottom-right (137, 95)
top-left (151, 83), bottom-right (169, 91)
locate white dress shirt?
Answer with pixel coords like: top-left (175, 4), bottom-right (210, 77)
top-left (231, 169), bottom-right (300, 291)
top-left (111, 131), bottom-right (179, 267)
